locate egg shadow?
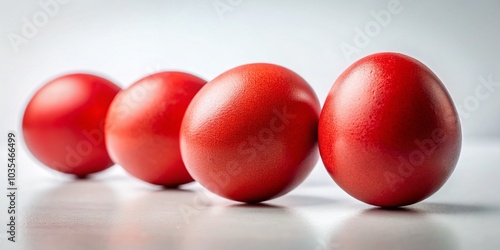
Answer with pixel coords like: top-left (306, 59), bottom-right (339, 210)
top-left (272, 194), bottom-right (338, 207)
top-left (229, 202), bottom-right (284, 209)
top-left (181, 203), bottom-right (319, 250)
top-left (328, 208), bottom-right (457, 250)
top-left (412, 202), bottom-right (499, 215)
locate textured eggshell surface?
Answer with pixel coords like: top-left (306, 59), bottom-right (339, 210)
top-left (319, 52), bottom-right (461, 207)
top-left (181, 63), bottom-right (321, 203)
top-left (105, 72), bottom-right (206, 186)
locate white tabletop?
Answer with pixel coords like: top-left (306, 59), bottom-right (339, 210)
top-left (1, 138), bottom-right (499, 250)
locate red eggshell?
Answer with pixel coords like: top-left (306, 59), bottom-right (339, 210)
top-left (105, 72), bottom-right (206, 186)
top-left (23, 73), bottom-right (121, 176)
top-left (180, 63), bottom-right (320, 203)
top-left (319, 52), bottom-right (461, 207)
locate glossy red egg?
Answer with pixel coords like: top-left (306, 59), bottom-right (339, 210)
top-left (180, 63), bottom-right (320, 203)
top-left (23, 73), bottom-right (121, 177)
top-left (105, 72), bottom-right (206, 186)
top-left (319, 52), bottom-right (461, 207)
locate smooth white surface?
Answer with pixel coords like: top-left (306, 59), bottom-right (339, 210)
top-left (0, 139), bottom-right (499, 250)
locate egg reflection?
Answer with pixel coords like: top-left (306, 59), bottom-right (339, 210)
top-left (181, 204), bottom-right (318, 250)
top-left (328, 208), bottom-right (457, 250)
top-left (109, 189), bottom-right (207, 249)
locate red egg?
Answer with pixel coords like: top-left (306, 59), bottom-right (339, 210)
top-left (319, 52), bottom-right (461, 207)
top-left (105, 72), bottom-right (206, 187)
top-left (180, 63), bottom-right (320, 203)
top-left (22, 73), bottom-right (121, 177)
